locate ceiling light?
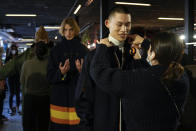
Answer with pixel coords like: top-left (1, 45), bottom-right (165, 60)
top-left (194, 23), bottom-right (196, 26)
top-left (158, 17), bottom-right (184, 20)
top-left (194, 35), bottom-right (196, 39)
top-left (20, 39), bottom-right (34, 42)
top-left (115, 2), bottom-right (151, 6)
top-left (26, 43), bottom-right (33, 46)
top-left (179, 35), bottom-right (185, 40)
top-left (74, 4), bottom-right (82, 15)
top-left (55, 36), bottom-right (58, 40)
top-left (44, 26), bottom-right (60, 29)
top-left (5, 14), bottom-right (37, 17)
top-left (186, 42), bottom-right (196, 45)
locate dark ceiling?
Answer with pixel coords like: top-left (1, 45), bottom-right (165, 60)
top-left (0, 0), bottom-right (196, 39)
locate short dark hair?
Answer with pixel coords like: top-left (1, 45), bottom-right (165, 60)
top-left (108, 5), bottom-right (130, 19)
top-left (10, 44), bottom-right (17, 50)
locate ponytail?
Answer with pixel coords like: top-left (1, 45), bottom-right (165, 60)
top-left (35, 42), bottom-right (48, 60)
top-left (161, 61), bottom-right (184, 85)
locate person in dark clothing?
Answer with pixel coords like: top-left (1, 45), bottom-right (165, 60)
top-left (0, 49), bottom-right (8, 124)
top-left (0, 74), bottom-right (7, 125)
top-left (5, 44), bottom-right (21, 115)
top-left (47, 17), bottom-right (88, 131)
top-left (90, 32), bottom-right (189, 131)
top-left (75, 5), bottom-right (150, 131)
top-left (20, 41), bottom-right (50, 131)
top-left (0, 80), bottom-right (5, 125)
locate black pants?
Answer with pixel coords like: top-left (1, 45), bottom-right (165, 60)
top-left (0, 90), bottom-right (5, 116)
top-left (8, 79), bottom-right (20, 110)
top-left (0, 97), bottom-right (4, 117)
top-left (23, 94), bottom-right (50, 131)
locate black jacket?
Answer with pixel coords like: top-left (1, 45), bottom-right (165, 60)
top-left (5, 55), bottom-right (20, 94)
top-left (47, 37), bottom-right (88, 106)
top-left (75, 40), bottom-right (149, 131)
top-left (90, 44), bottom-right (189, 131)
top-left (47, 37), bottom-right (88, 130)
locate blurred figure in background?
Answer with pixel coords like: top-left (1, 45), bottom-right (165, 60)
top-left (20, 41), bottom-right (50, 131)
top-left (0, 55), bottom-right (8, 125)
top-left (5, 44), bottom-right (21, 116)
top-left (20, 26), bottom-right (51, 131)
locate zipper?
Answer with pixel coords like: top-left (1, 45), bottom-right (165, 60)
top-left (113, 47), bottom-right (124, 131)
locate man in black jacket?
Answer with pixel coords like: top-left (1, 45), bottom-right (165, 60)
top-left (75, 5), bottom-right (150, 131)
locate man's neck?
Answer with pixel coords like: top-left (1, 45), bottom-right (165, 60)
top-left (108, 34), bottom-right (124, 48)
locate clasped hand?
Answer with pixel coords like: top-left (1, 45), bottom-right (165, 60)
top-left (59, 58), bottom-right (84, 75)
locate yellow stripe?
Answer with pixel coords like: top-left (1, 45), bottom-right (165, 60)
top-left (50, 108), bottom-right (80, 120)
top-left (51, 117), bottom-right (80, 125)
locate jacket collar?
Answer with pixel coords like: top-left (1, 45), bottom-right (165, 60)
top-left (61, 36), bottom-right (81, 43)
top-left (147, 65), bottom-right (168, 77)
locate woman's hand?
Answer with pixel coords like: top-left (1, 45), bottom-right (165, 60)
top-left (128, 34), bottom-right (144, 49)
top-left (75, 59), bottom-right (84, 73)
top-left (97, 38), bottom-right (112, 47)
top-left (133, 48), bottom-right (141, 60)
top-left (59, 59), bottom-right (70, 75)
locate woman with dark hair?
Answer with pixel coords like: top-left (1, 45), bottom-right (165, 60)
top-left (20, 41), bottom-right (50, 131)
top-left (90, 32), bottom-right (189, 131)
top-left (5, 44), bottom-right (21, 115)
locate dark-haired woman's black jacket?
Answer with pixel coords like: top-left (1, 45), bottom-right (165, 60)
top-left (90, 44), bottom-right (189, 131)
top-left (47, 37), bottom-right (88, 130)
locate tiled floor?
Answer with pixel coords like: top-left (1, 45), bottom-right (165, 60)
top-left (0, 91), bottom-right (22, 131)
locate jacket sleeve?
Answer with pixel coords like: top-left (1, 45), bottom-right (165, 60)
top-left (0, 49), bottom-right (30, 80)
top-left (47, 48), bottom-right (67, 84)
top-left (0, 60), bottom-right (14, 80)
top-left (75, 53), bottom-right (94, 129)
top-left (20, 62), bottom-right (26, 88)
top-left (90, 45), bottom-right (138, 97)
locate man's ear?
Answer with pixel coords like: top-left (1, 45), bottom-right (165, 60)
top-left (105, 19), bottom-right (109, 29)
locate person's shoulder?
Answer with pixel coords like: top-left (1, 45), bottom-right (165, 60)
top-left (181, 72), bottom-right (190, 86)
top-left (78, 43), bottom-right (88, 53)
top-left (82, 49), bottom-right (96, 64)
top-left (21, 59), bottom-right (33, 70)
top-left (23, 58), bottom-right (34, 65)
top-left (54, 41), bottom-right (63, 48)
top-left (87, 49), bottom-right (96, 57)
top-left (50, 41), bottom-right (63, 53)
top-left (171, 72), bottom-right (190, 91)
top-left (8, 49), bottom-right (30, 63)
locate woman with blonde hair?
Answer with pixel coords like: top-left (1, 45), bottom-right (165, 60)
top-left (47, 17), bottom-right (88, 131)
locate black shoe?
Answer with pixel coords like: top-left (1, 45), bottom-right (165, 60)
top-left (12, 107), bottom-right (16, 113)
top-left (8, 109), bottom-right (16, 116)
top-left (18, 111), bottom-right (22, 115)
